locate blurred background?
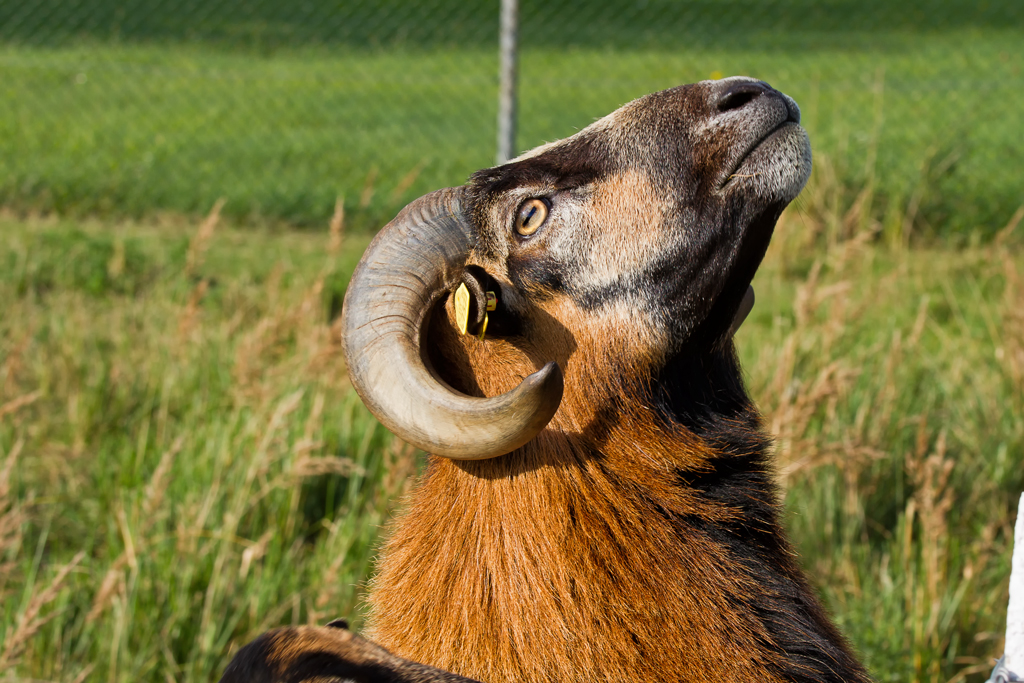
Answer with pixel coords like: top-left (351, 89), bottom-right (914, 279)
top-left (1, 2), bottom-right (1023, 683)
top-left (1, 0), bottom-right (1021, 235)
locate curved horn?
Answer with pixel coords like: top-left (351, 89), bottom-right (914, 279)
top-left (341, 187), bottom-right (564, 460)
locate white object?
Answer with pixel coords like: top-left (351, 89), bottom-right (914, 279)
top-left (1006, 493), bottom-right (1024, 678)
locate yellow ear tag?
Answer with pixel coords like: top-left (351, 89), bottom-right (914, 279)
top-left (477, 313), bottom-right (489, 341)
top-left (477, 291), bottom-right (495, 340)
top-left (454, 283), bottom-right (470, 336)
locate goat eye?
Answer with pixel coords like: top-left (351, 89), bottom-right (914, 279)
top-left (514, 198), bottom-right (549, 237)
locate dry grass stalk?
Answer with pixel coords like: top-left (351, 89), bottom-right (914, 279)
top-left (328, 197), bottom-right (345, 257)
top-left (115, 503), bottom-right (138, 572)
top-left (107, 235), bottom-right (126, 279)
top-left (177, 278), bottom-right (209, 347)
top-left (185, 198), bottom-right (225, 278)
top-left (303, 392), bottom-right (325, 445)
top-left (994, 204), bottom-right (1024, 247)
top-left (905, 419), bottom-right (955, 662)
top-left (231, 273), bottom-right (322, 402)
top-left (303, 315), bottom-right (347, 385)
top-left (359, 168), bottom-right (378, 209)
top-left (772, 361), bottom-right (861, 481)
top-left (319, 196), bottom-right (346, 297)
top-left (865, 328), bottom-right (903, 447)
top-left (827, 222), bottom-right (878, 274)
top-left (380, 439), bottom-right (418, 502)
top-left (232, 310), bottom-right (323, 403)
top-left (840, 182), bottom-right (878, 241)
top-left (297, 278), bottom-right (324, 329)
top-left (67, 663), bottom-right (96, 683)
top-left (310, 520), bottom-right (351, 618)
top-left (1000, 252), bottom-right (1024, 392)
top-left (291, 456), bottom-right (361, 479)
top-left (85, 556), bottom-right (129, 625)
top-left (86, 437), bottom-right (184, 623)
top-left (0, 332), bottom-right (33, 402)
top-left (0, 550), bottom-right (85, 672)
top-left (178, 200), bottom-right (224, 348)
top-left (908, 294), bottom-right (931, 348)
top-left (243, 389), bottom-right (305, 499)
top-left (791, 259), bottom-right (823, 330)
top-left (388, 160), bottom-right (427, 205)
top-left (762, 256), bottom-right (866, 480)
top-left (798, 153), bottom-right (841, 243)
top-left (900, 156), bottom-right (930, 245)
top-left (232, 315), bottom-right (281, 401)
top-left (0, 439), bottom-right (22, 506)
top-left (257, 592), bottom-right (303, 634)
top-left (0, 441), bottom-right (26, 593)
top-left (231, 209), bottom-right (351, 402)
top-left (0, 391), bottom-right (42, 422)
top-left (142, 436), bottom-right (184, 521)
top-left (238, 529), bottom-right (275, 581)
top-left (287, 392), bottom-right (359, 478)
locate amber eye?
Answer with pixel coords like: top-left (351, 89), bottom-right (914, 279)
top-left (514, 198), bottom-right (549, 237)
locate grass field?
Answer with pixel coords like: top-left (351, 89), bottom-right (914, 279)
top-left (1, 179), bottom-right (1023, 681)
top-left (1, 0), bottom-right (1022, 234)
top-left (1, 2), bottom-right (1023, 680)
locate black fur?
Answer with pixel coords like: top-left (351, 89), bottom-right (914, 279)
top-left (653, 345), bottom-right (866, 683)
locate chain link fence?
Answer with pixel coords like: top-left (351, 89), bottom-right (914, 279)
top-left (1, 0), bottom-right (1021, 234)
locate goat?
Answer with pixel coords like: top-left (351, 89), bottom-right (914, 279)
top-left (221, 77), bottom-right (871, 683)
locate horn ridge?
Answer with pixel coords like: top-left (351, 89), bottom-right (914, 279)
top-left (341, 187), bottom-right (564, 460)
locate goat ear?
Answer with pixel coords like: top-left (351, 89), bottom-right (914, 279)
top-left (727, 286), bottom-right (755, 337)
top-left (454, 266), bottom-right (521, 339)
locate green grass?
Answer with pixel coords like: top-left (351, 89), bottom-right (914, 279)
top-left (0, 203), bottom-right (1022, 682)
top-left (0, 44), bottom-right (500, 231)
top-left (0, 212), bottom-right (395, 681)
top-left (0, 0), bottom-right (1022, 234)
top-left (739, 205), bottom-right (1024, 680)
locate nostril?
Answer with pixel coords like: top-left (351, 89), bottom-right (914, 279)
top-left (716, 82), bottom-right (768, 113)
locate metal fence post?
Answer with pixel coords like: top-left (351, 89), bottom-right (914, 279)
top-left (496, 0), bottom-right (518, 164)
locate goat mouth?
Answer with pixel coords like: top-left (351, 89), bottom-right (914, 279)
top-left (720, 122), bottom-right (812, 202)
top-left (721, 117), bottom-right (800, 184)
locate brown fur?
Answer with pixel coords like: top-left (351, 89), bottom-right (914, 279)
top-left (367, 300), bottom-right (809, 683)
